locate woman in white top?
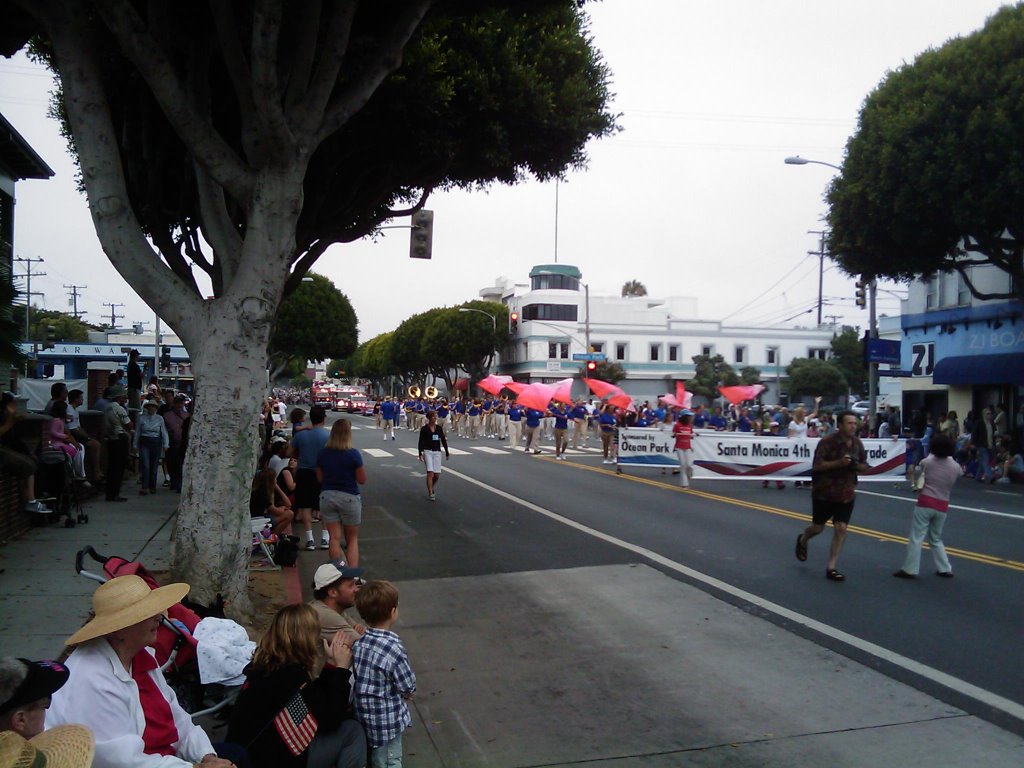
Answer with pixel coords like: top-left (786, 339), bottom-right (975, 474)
top-left (786, 397), bottom-right (820, 488)
top-left (894, 433), bottom-right (959, 578)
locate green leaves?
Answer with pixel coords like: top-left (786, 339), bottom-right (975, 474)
top-left (269, 273), bottom-right (358, 371)
top-left (786, 358), bottom-right (848, 398)
top-left (827, 5), bottom-right (1024, 300)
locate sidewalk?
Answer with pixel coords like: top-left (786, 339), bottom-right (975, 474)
top-left (0, 488), bottom-right (182, 658)
top-left (3, 492), bottom-right (1023, 767)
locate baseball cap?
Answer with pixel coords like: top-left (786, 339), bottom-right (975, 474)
top-left (0, 659), bottom-right (70, 712)
top-left (270, 436), bottom-right (288, 445)
top-left (312, 560), bottom-right (364, 590)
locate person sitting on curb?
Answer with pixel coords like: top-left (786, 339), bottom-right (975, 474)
top-left (0, 657), bottom-right (71, 738)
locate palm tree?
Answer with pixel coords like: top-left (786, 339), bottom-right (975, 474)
top-left (621, 280), bottom-right (647, 297)
top-left (0, 271), bottom-right (26, 366)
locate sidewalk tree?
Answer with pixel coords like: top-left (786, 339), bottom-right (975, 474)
top-left (589, 360), bottom-right (626, 384)
top-left (786, 358), bottom-right (847, 398)
top-left (421, 301), bottom-right (508, 389)
top-left (621, 280), bottom-right (647, 297)
top-left (0, 276), bottom-right (25, 365)
top-left (268, 273), bottom-right (357, 380)
top-left (3, 1), bottom-right (615, 610)
top-left (739, 366), bottom-right (762, 386)
top-left (829, 326), bottom-right (866, 392)
top-left (826, 5), bottom-right (1024, 302)
top-left (688, 353), bottom-right (739, 400)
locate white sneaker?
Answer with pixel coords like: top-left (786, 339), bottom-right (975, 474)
top-left (304, 540), bottom-right (316, 551)
top-left (429, 493), bottom-right (436, 501)
top-left (320, 537), bottom-right (330, 550)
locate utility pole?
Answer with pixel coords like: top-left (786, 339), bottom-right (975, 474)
top-left (14, 255), bottom-right (45, 342)
top-left (868, 278), bottom-right (879, 434)
top-left (807, 230), bottom-right (826, 327)
top-left (64, 284), bottom-right (87, 319)
top-left (825, 314), bottom-right (841, 330)
top-left (102, 302), bottom-right (124, 328)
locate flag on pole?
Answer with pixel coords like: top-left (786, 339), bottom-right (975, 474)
top-left (273, 689), bottom-right (318, 756)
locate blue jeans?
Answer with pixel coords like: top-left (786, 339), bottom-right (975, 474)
top-left (369, 734), bottom-right (403, 768)
top-left (977, 447), bottom-right (992, 481)
top-left (138, 437), bottom-right (163, 491)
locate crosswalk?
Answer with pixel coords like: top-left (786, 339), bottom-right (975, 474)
top-left (356, 441), bottom-right (604, 459)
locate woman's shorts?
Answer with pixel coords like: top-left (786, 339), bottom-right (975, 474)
top-left (294, 468), bottom-right (321, 509)
top-left (423, 451), bottom-right (443, 473)
top-left (319, 490), bottom-right (362, 526)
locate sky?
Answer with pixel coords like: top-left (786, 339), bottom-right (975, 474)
top-left (0, 1), bottom-right (1013, 345)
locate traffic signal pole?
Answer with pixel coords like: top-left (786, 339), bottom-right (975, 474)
top-left (868, 278), bottom-right (878, 433)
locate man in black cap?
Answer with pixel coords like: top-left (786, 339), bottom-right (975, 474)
top-left (0, 658), bottom-right (70, 738)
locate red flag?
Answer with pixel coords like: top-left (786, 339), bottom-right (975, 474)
top-left (274, 689), bottom-right (318, 756)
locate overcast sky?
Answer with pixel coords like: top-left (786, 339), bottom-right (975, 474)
top-left (0, 1), bottom-right (1011, 345)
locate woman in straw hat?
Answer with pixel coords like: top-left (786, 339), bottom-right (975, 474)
top-left (0, 724), bottom-right (94, 768)
top-left (46, 576), bottom-right (244, 768)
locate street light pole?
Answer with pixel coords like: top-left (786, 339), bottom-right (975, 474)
top-left (784, 156), bottom-right (842, 171)
top-left (457, 307), bottom-right (497, 333)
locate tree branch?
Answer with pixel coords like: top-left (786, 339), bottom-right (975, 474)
top-left (93, 0), bottom-right (254, 203)
top-left (250, 0), bottom-right (294, 153)
top-left (39, 0), bottom-right (204, 345)
top-left (282, 0), bottom-right (323, 115)
top-left (294, 0), bottom-right (357, 134)
top-left (953, 262), bottom-right (1016, 302)
top-left (194, 159), bottom-right (242, 286)
top-left (315, 0), bottom-right (433, 145)
top-left (208, 0), bottom-right (259, 141)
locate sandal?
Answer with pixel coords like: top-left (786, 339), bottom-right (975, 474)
top-left (795, 534), bottom-right (807, 562)
top-left (825, 569), bottom-right (845, 582)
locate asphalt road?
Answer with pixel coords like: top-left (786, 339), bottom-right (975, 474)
top-left (307, 413), bottom-right (1024, 734)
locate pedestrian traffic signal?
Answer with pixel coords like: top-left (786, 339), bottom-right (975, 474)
top-left (854, 280), bottom-right (867, 309)
top-left (161, 345), bottom-right (171, 370)
top-left (586, 360), bottom-right (597, 372)
top-left (409, 209), bottom-right (434, 259)
top-left (509, 311), bottom-right (519, 332)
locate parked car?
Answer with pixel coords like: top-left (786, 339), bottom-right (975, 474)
top-left (851, 400), bottom-right (870, 417)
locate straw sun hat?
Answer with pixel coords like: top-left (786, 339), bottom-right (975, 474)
top-left (0, 725), bottom-right (95, 768)
top-left (66, 575), bottom-right (190, 646)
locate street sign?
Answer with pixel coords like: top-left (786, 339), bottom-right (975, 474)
top-left (866, 338), bottom-right (901, 365)
top-left (878, 369), bottom-right (915, 377)
top-left (571, 353), bottom-right (607, 362)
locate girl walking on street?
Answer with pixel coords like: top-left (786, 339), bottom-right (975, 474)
top-left (894, 433), bottom-right (959, 579)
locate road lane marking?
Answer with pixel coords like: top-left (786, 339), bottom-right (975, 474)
top-left (444, 466), bottom-right (1024, 725)
top-left (470, 446), bottom-right (507, 454)
top-left (543, 461), bottom-right (1024, 572)
top-left (857, 489), bottom-right (1024, 520)
top-left (363, 448), bottom-right (393, 458)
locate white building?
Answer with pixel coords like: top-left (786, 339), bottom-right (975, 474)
top-left (481, 264), bottom-right (838, 402)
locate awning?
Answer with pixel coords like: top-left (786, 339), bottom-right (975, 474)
top-left (932, 353), bottom-right (1024, 385)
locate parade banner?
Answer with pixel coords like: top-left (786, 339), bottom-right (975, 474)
top-left (691, 434), bottom-right (905, 481)
top-left (617, 429), bottom-right (906, 480)
top-left (617, 428), bottom-right (677, 466)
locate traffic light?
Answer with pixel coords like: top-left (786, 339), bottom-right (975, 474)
top-left (43, 325), bottom-right (56, 350)
top-left (509, 311), bottom-right (519, 332)
top-left (586, 360), bottom-right (597, 373)
top-left (161, 345), bottom-right (171, 370)
top-left (854, 279), bottom-right (867, 309)
top-left (409, 209), bottom-right (434, 259)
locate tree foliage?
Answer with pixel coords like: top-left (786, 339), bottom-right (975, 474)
top-left (269, 273), bottom-right (357, 377)
top-left (687, 353), bottom-right (739, 400)
top-left (826, 5), bottom-right (1024, 301)
top-left (786, 358), bottom-right (848, 398)
top-left (0, 273), bottom-right (26, 365)
top-left (1, 0), bottom-right (616, 608)
top-left (588, 359), bottom-right (626, 384)
top-left (739, 366), bottom-right (762, 386)
top-left (829, 326), bottom-right (866, 393)
top-left (12, 307), bottom-right (96, 344)
top-left (621, 280), bottom-right (647, 297)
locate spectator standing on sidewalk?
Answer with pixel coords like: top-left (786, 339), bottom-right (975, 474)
top-left (970, 407), bottom-right (996, 482)
top-left (794, 411), bottom-right (868, 582)
top-left (133, 399), bottom-right (168, 496)
top-left (126, 349), bottom-right (143, 410)
top-left (163, 394), bottom-right (191, 492)
top-left (290, 405), bottom-right (330, 552)
top-left (102, 386), bottom-right (132, 502)
top-left (317, 419), bottom-right (366, 565)
top-left (894, 433), bottom-right (958, 579)
top-left (353, 581), bottom-right (416, 768)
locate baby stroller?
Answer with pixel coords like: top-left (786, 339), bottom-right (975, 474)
top-left (75, 546), bottom-right (247, 718)
top-left (37, 446), bottom-right (88, 527)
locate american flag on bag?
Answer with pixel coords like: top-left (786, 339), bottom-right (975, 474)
top-left (274, 688), bottom-right (318, 756)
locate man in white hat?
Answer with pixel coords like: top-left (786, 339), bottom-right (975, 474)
top-left (310, 560), bottom-right (366, 644)
top-left (0, 658), bottom-right (70, 738)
